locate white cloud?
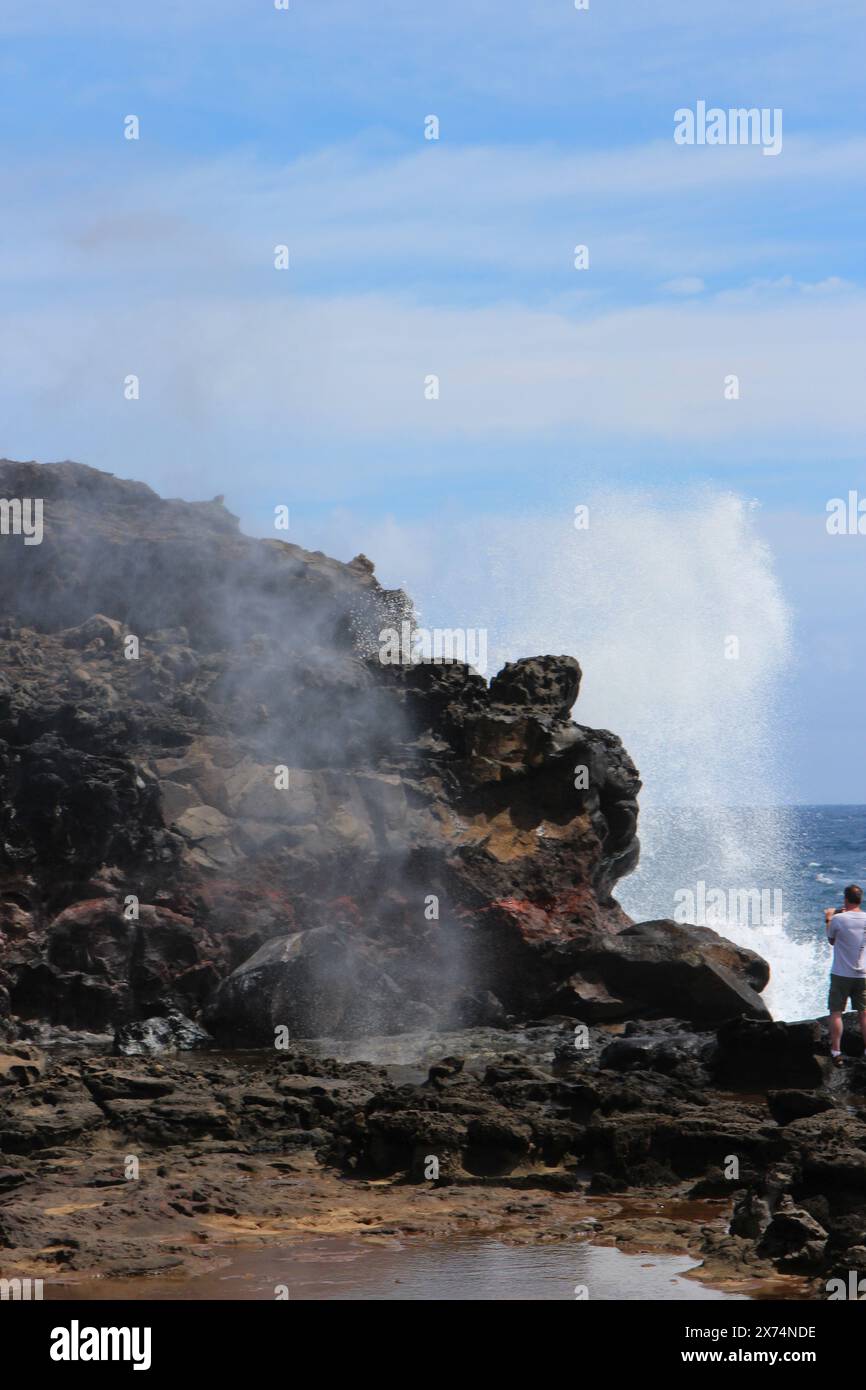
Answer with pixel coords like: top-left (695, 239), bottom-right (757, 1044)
top-left (801, 275), bottom-right (853, 294)
top-left (2, 136), bottom-right (864, 296)
top-left (1, 288), bottom-right (864, 495)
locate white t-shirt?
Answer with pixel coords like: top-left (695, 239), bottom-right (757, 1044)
top-left (827, 909), bottom-right (866, 977)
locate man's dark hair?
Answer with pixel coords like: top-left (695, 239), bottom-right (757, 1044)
top-left (845, 884), bottom-right (863, 906)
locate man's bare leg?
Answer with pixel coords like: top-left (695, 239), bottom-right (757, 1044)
top-left (830, 1010), bottom-right (844, 1055)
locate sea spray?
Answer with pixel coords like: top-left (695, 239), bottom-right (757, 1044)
top-left (319, 488), bottom-right (821, 1021)
top-left (481, 490), bottom-right (813, 1018)
top-left (618, 806), bottom-right (827, 1021)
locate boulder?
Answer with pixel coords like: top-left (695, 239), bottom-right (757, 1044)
top-left (61, 613), bottom-right (125, 649)
top-left (758, 1196), bottom-right (827, 1259)
top-left (9, 900), bottom-right (209, 1031)
top-left (585, 919), bottom-right (770, 1025)
top-left (767, 1089), bottom-right (835, 1124)
top-left (205, 926), bottom-right (423, 1043)
top-left (488, 656), bottom-right (581, 718)
top-left (713, 1018), bottom-right (825, 1089)
top-left (600, 1024), bottom-right (713, 1078)
top-left (113, 1011), bottom-right (214, 1056)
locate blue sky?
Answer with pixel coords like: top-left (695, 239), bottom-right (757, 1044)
top-left (1, 1), bottom-right (864, 803)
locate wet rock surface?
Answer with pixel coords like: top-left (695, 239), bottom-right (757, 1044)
top-left (113, 1011), bottom-right (214, 1057)
top-left (0, 1017), bottom-right (859, 1294)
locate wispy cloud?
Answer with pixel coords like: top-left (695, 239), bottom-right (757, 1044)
top-left (2, 288), bottom-right (864, 495)
top-left (2, 136), bottom-right (864, 307)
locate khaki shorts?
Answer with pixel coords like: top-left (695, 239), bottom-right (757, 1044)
top-left (828, 974), bottom-right (866, 1013)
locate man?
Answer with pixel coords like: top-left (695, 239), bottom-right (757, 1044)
top-left (824, 884), bottom-right (866, 1065)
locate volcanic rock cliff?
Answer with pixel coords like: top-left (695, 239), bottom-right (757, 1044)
top-left (0, 459), bottom-right (768, 1044)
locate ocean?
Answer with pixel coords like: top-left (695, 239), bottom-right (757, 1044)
top-left (617, 805), bottom-right (866, 1023)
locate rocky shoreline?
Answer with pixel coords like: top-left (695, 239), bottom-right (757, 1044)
top-left (0, 459), bottom-right (863, 1299)
top-left (1, 1014), bottom-right (864, 1297)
